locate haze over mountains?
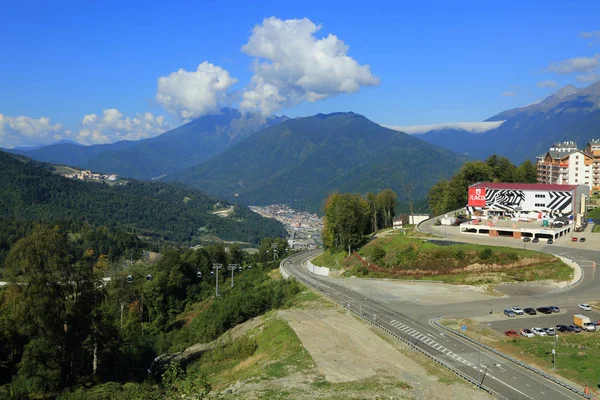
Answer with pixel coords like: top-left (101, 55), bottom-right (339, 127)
top-left (168, 112), bottom-right (467, 213)
top-left (392, 81), bottom-right (600, 163)
top-left (5, 109), bottom-right (286, 180)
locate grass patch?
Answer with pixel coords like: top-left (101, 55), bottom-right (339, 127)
top-left (189, 313), bottom-right (315, 391)
top-left (317, 233), bottom-right (573, 285)
top-left (593, 224), bottom-right (600, 233)
top-left (311, 249), bottom-right (347, 270)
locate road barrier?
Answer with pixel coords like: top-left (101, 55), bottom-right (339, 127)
top-left (432, 316), bottom-right (591, 399)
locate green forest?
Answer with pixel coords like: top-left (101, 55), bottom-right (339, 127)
top-left (0, 151), bottom-right (286, 244)
top-left (0, 224), bottom-right (296, 399)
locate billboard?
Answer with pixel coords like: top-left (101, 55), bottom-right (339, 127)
top-left (468, 187), bottom-right (486, 206)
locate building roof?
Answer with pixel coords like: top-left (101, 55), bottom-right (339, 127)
top-left (470, 182), bottom-right (579, 191)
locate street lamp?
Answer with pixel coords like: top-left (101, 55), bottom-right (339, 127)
top-left (212, 263), bottom-right (223, 297)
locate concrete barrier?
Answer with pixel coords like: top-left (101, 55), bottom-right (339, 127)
top-left (305, 260), bottom-right (330, 276)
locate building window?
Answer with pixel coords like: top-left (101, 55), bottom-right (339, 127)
top-left (535, 203), bottom-right (546, 207)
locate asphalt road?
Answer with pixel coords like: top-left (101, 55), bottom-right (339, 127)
top-left (282, 251), bottom-right (584, 400)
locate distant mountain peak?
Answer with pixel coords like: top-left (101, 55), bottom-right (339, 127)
top-left (542, 84), bottom-right (580, 104)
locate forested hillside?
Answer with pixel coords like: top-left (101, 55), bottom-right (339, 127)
top-left (169, 112), bottom-right (468, 213)
top-left (0, 151), bottom-right (286, 243)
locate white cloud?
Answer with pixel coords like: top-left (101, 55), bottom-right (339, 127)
top-left (156, 61), bottom-right (237, 120)
top-left (502, 91), bottom-right (517, 96)
top-left (546, 54), bottom-right (600, 74)
top-left (75, 109), bottom-right (169, 145)
top-left (383, 121), bottom-right (505, 135)
top-left (0, 114), bottom-right (65, 148)
top-left (536, 80), bottom-right (558, 88)
top-left (576, 73), bottom-right (600, 82)
top-left (240, 17), bottom-right (379, 115)
top-left (579, 31), bottom-right (600, 39)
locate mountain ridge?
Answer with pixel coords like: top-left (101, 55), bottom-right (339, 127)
top-left (6, 108), bottom-right (287, 180)
top-left (167, 112), bottom-right (468, 213)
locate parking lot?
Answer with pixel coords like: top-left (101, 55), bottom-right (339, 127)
top-left (486, 306), bottom-right (600, 335)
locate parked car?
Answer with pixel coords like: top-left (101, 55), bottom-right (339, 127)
top-left (524, 308), bottom-right (537, 315)
top-left (579, 304), bottom-right (592, 311)
top-left (568, 324), bottom-right (582, 333)
top-left (505, 330), bottom-right (519, 337)
top-left (547, 239), bottom-right (554, 244)
top-left (511, 306), bottom-right (524, 315)
top-left (504, 309), bottom-right (516, 317)
top-left (572, 237), bottom-right (579, 242)
top-left (556, 325), bottom-right (571, 333)
top-left (543, 327), bottom-right (556, 336)
top-left (549, 306), bottom-right (560, 313)
top-left (523, 237), bottom-right (531, 242)
top-left (532, 237), bottom-right (539, 243)
top-left (531, 327), bottom-right (547, 336)
top-left (536, 307), bottom-right (553, 314)
top-left (580, 238), bottom-right (586, 242)
top-left (520, 329), bottom-right (535, 338)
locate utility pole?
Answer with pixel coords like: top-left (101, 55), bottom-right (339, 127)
top-left (227, 264), bottom-right (238, 288)
top-left (553, 328), bottom-right (557, 370)
top-left (271, 243), bottom-right (278, 261)
top-left (212, 263), bottom-right (222, 297)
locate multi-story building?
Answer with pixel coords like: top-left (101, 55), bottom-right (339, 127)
top-left (536, 141), bottom-right (595, 189)
top-left (584, 139), bottom-right (600, 192)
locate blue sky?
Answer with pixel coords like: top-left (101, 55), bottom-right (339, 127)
top-left (1, 0), bottom-right (600, 147)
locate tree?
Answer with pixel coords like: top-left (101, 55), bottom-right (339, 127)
top-left (322, 193), bottom-right (370, 251)
top-left (376, 189), bottom-right (397, 229)
top-left (515, 160), bottom-right (537, 183)
top-left (485, 155), bottom-right (516, 182)
top-left (365, 192), bottom-right (379, 233)
top-left (5, 225), bottom-right (104, 392)
top-left (427, 180), bottom-right (451, 216)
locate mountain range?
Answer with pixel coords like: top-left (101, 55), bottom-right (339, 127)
top-left (167, 112), bottom-right (468, 213)
top-left (5, 109), bottom-right (286, 180)
top-left (0, 150), bottom-right (286, 243)
top-left (402, 81), bottom-right (600, 163)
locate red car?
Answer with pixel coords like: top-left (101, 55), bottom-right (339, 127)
top-left (505, 330), bottom-right (519, 337)
top-left (572, 237), bottom-right (578, 242)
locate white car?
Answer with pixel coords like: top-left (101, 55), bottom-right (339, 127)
top-left (531, 327), bottom-right (547, 336)
top-left (512, 306), bottom-right (524, 315)
top-left (520, 329), bottom-right (535, 338)
top-left (578, 304), bottom-right (592, 311)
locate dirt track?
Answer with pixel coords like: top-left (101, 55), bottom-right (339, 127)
top-left (279, 308), bottom-right (491, 399)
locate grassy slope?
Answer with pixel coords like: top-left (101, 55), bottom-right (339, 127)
top-left (313, 230), bottom-right (573, 284)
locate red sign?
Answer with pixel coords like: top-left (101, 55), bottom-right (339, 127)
top-left (468, 188), bottom-right (486, 206)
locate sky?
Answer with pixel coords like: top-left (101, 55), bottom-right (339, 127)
top-left (2, 0), bottom-right (600, 147)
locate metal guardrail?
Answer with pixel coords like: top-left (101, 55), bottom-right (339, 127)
top-left (432, 316), bottom-right (591, 399)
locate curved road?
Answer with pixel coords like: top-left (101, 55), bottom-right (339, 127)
top-left (416, 217), bottom-right (600, 323)
top-left (282, 251), bottom-right (584, 400)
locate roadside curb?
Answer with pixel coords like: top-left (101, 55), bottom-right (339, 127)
top-left (555, 255), bottom-right (585, 291)
top-left (432, 316), bottom-right (591, 399)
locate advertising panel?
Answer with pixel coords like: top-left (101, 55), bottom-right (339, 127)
top-left (468, 187), bottom-right (486, 206)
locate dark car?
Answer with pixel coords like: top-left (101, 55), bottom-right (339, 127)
top-left (532, 237), bottom-right (539, 243)
top-left (556, 325), bottom-right (571, 333)
top-left (568, 324), bottom-right (582, 333)
top-left (547, 239), bottom-right (554, 244)
top-left (536, 307), bottom-right (553, 314)
top-left (580, 238), bottom-right (586, 242)
top-left (523, 237), bottom-right (531, 242)
top-left (549, 306), bottom-right (560, 313)
top-left (524, 308), bottom-right (537, 315)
